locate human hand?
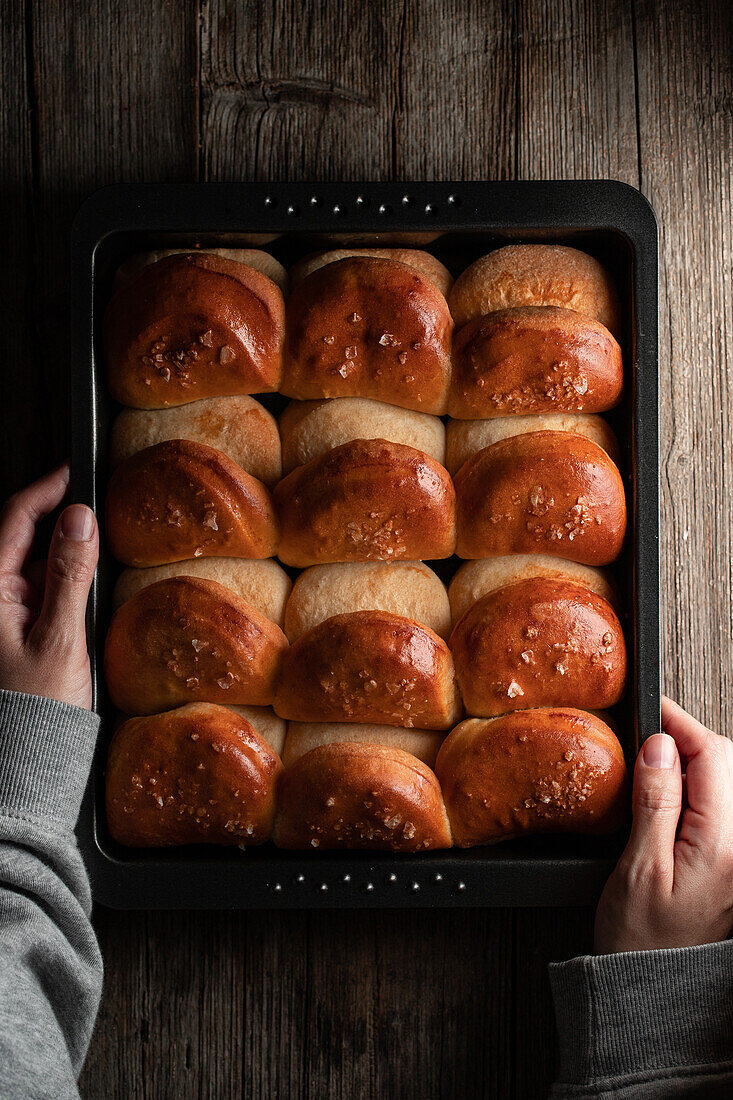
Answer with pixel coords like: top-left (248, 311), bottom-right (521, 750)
top-left (0, 465), bottom-right (98, 710)
top-left (595, 696), bottom-right (733, 953)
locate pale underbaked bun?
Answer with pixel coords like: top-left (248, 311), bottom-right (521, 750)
top-left (445, 413), bottom-right (619, 475)
top-left (448, 555), bottom-right (617, 623)
top-left (274, 439), bottom-right (456, 567)
top-left (110, 396), bottom-right (282, 485)
top-left (454, 431), bottom-right (626, 565)
top-left (114, 248), bottom-right (288, 293)
top-left (289, 249), bottom-right (453, 298)
top-left (104, 576), bottom-right (288, 715)
top-left (283, 561), bottom-right (451, 642)
top-left (273, 743), bottom-right (452, 851)
top-left (450, 576), bottom-right (627, 716)
top-left (448, 306), bottom-right (623, 418)
top-left (435, 708), bottom-right (628, 846)
top-left (273, 610), bottom-right (462, 730)
top-left (282, 722), bottom-right (444, 769)
top-left (112, 557), bottom-right (291, 625)
top-left (282, 257), bottom-right (453, 414)
top-left (106, 703), bottom-right (283, 847)
top-left (104, 253), bottom-right (285, 408)
top-left (106, 439), bottom-right (278, 567)
top-left (225, 706), bottom-right (286, 758)
top-left (449, 245), bottom-right (621, 336)
top-left (279, 397), bottom-right (446, 473)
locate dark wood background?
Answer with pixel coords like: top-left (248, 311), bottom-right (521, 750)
top-left (1, 1), bottom-right (731, 1097)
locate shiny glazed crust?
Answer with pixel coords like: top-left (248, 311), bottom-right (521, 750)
top-left (104, 253), bottom-right (285, 408)
top-left (289, 248), bottom-right (453, 298)
top-left (274, 438), bottom-right (456, 567)
top-left (106, 439), bottom-right (279, 566)
top-left (282, 257), bottom-right (453, 413)
top-left (448, 306), bottom-right (622, 418)
top-left (104, 576), bottom-right (288, 715)
top-left (273, 610), bottom-right (462, 729)
top-left (449, 577), bottom-right (627, 715)
top-left (445, 412), bottom-right (619, 475)
top-left (106, 703), bottom-right (283, 847)
top-left (273, 742), bottom-right (452, 851)
top-left (454, 431), bottom-right (626, 565)
top-left (435, 709), bottom-right (628, 846)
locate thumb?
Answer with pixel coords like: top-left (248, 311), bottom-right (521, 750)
top-left (625, 733), bottom-right (682, 877)
top-left (33, 505), bottom-right (98, 643)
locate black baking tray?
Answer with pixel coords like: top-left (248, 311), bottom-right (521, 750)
top-left (70, 181), bottom-right (659, 909)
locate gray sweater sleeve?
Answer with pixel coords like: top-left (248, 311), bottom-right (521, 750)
top-left (0, 689), bottom-right (103, 1100)
top-left (549, 940), bottom-right (733, 1098)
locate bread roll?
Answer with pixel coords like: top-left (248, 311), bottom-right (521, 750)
top-left (454, 431), bottom-right (626, 565)
top-left (282, 258), bottom-right (453, 414)
top-left (106, 703), bottom-right (282, 847)
top-left (104, 253), bottom-right (284, 408)
top-left (445, 412), bottom-right (619, 475)
top-left (449, 245), bottom-right (621, 335)
top-left (435, 709), bottom-right (628, 846)
top-left (283, 722), bottom-right (444, 768)
top-left (279, 397), bottom-right (446, 473)
top-left (289, 248), bottom-right (453, 298)
top-left (114, 248), bottom-right (288, 293)
top-left (275, 439), bottom-right (456, 567)
top-left (106, 439), bottom-right (278, 566)
top-left (283, 561), bottom-right (451, 642)
top-left (450, 577), bottom-right (627, 716)
top-left (273, 743), bottom-right (452, 851)
top-left (225, 706), bottom-right (286, 757)
top-left (448, 306), bottom-right (623, 418)
top-left (274, 610), bottom-right (462, 730)
top-left (104, 576), bottom-right (288, 715)
top-left (449, 555), bottom-right (617, 623)
top-left (112, 557), bottom-right (291, 624)
top-left (110, 395), bottom-right (282, 485)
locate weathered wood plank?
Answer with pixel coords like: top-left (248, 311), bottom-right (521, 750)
top-left (634, 0), bottom-right (733, 736)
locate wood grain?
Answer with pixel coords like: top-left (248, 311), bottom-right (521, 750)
top-left (0, 1), bottom-right (728, 1098)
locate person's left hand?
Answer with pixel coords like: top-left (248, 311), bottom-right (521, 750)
top-left (0, 465), bottom-right (98, 710)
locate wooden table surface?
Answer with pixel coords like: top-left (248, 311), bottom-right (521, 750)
top-left (1, 1), bottom-right (731, 1097)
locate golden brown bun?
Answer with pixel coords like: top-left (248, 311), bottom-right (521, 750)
top-left (106, 703), bottom-right (283, 847)
top-left (114, 248), bottom-right (288, 293)
top-left (282, 258), bottom-right (453, 414)
top-left (445, 413), bottom-right (619, 475)
top-left (283, 561), bottom-right (451, 642)
top-left (283, 722), bottom-right (444, 768)
top-left (289, 248), bottom-right (453, 298)
top-left (448, 555), bottom-right (617, 623)
top-left (273, 742), bottom-right (452, 851)
top-left (274, 439), bottom-right (456, 567)
top-left (112, 557), bottom-right (291, 624)
top-left (450, 577), bottom-right (627, 716)
top-left (104, 576), bottom-right (288, 715)
top-left (279, 397), bottom-right (446, 473)
top-left (110, 396), bottom-right (282, 485)
top-left (104, 253), bottom-right (285, 408)
top-left (454, 431), bottom-right (626, 565)
top-left (225, 706), bottom-right (286, 757)
top-left (448, 306), bottom-right (623, 418)
top-left (449, 246), bottom-right (621, 335)
top-left (106, 439), bottom-right (279, 566)
top-left (436, 708), bottom-right (628, 846)
top-left (273, 610), bottom-right (462, 730)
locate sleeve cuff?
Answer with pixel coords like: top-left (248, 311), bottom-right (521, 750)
top-left (549, 940), bottom-right (733, 1093)
top-left (0, 690), bottom-right (100, 831)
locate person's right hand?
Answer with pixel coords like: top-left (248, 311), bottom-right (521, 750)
top-left (595, 695), bottom-right (733, 953)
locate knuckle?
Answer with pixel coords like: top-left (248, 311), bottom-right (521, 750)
top-left (47, 554), bottom-right (94, 586)
top-left (634, 786), bottom-right (680, 814)
top-left (0, 571), bottom-right (25, 605)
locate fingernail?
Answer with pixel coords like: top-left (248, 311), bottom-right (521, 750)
top-left (61, 504), bottom-right (95, 541)
top-left (642, 733), bottom-right (677, 769)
